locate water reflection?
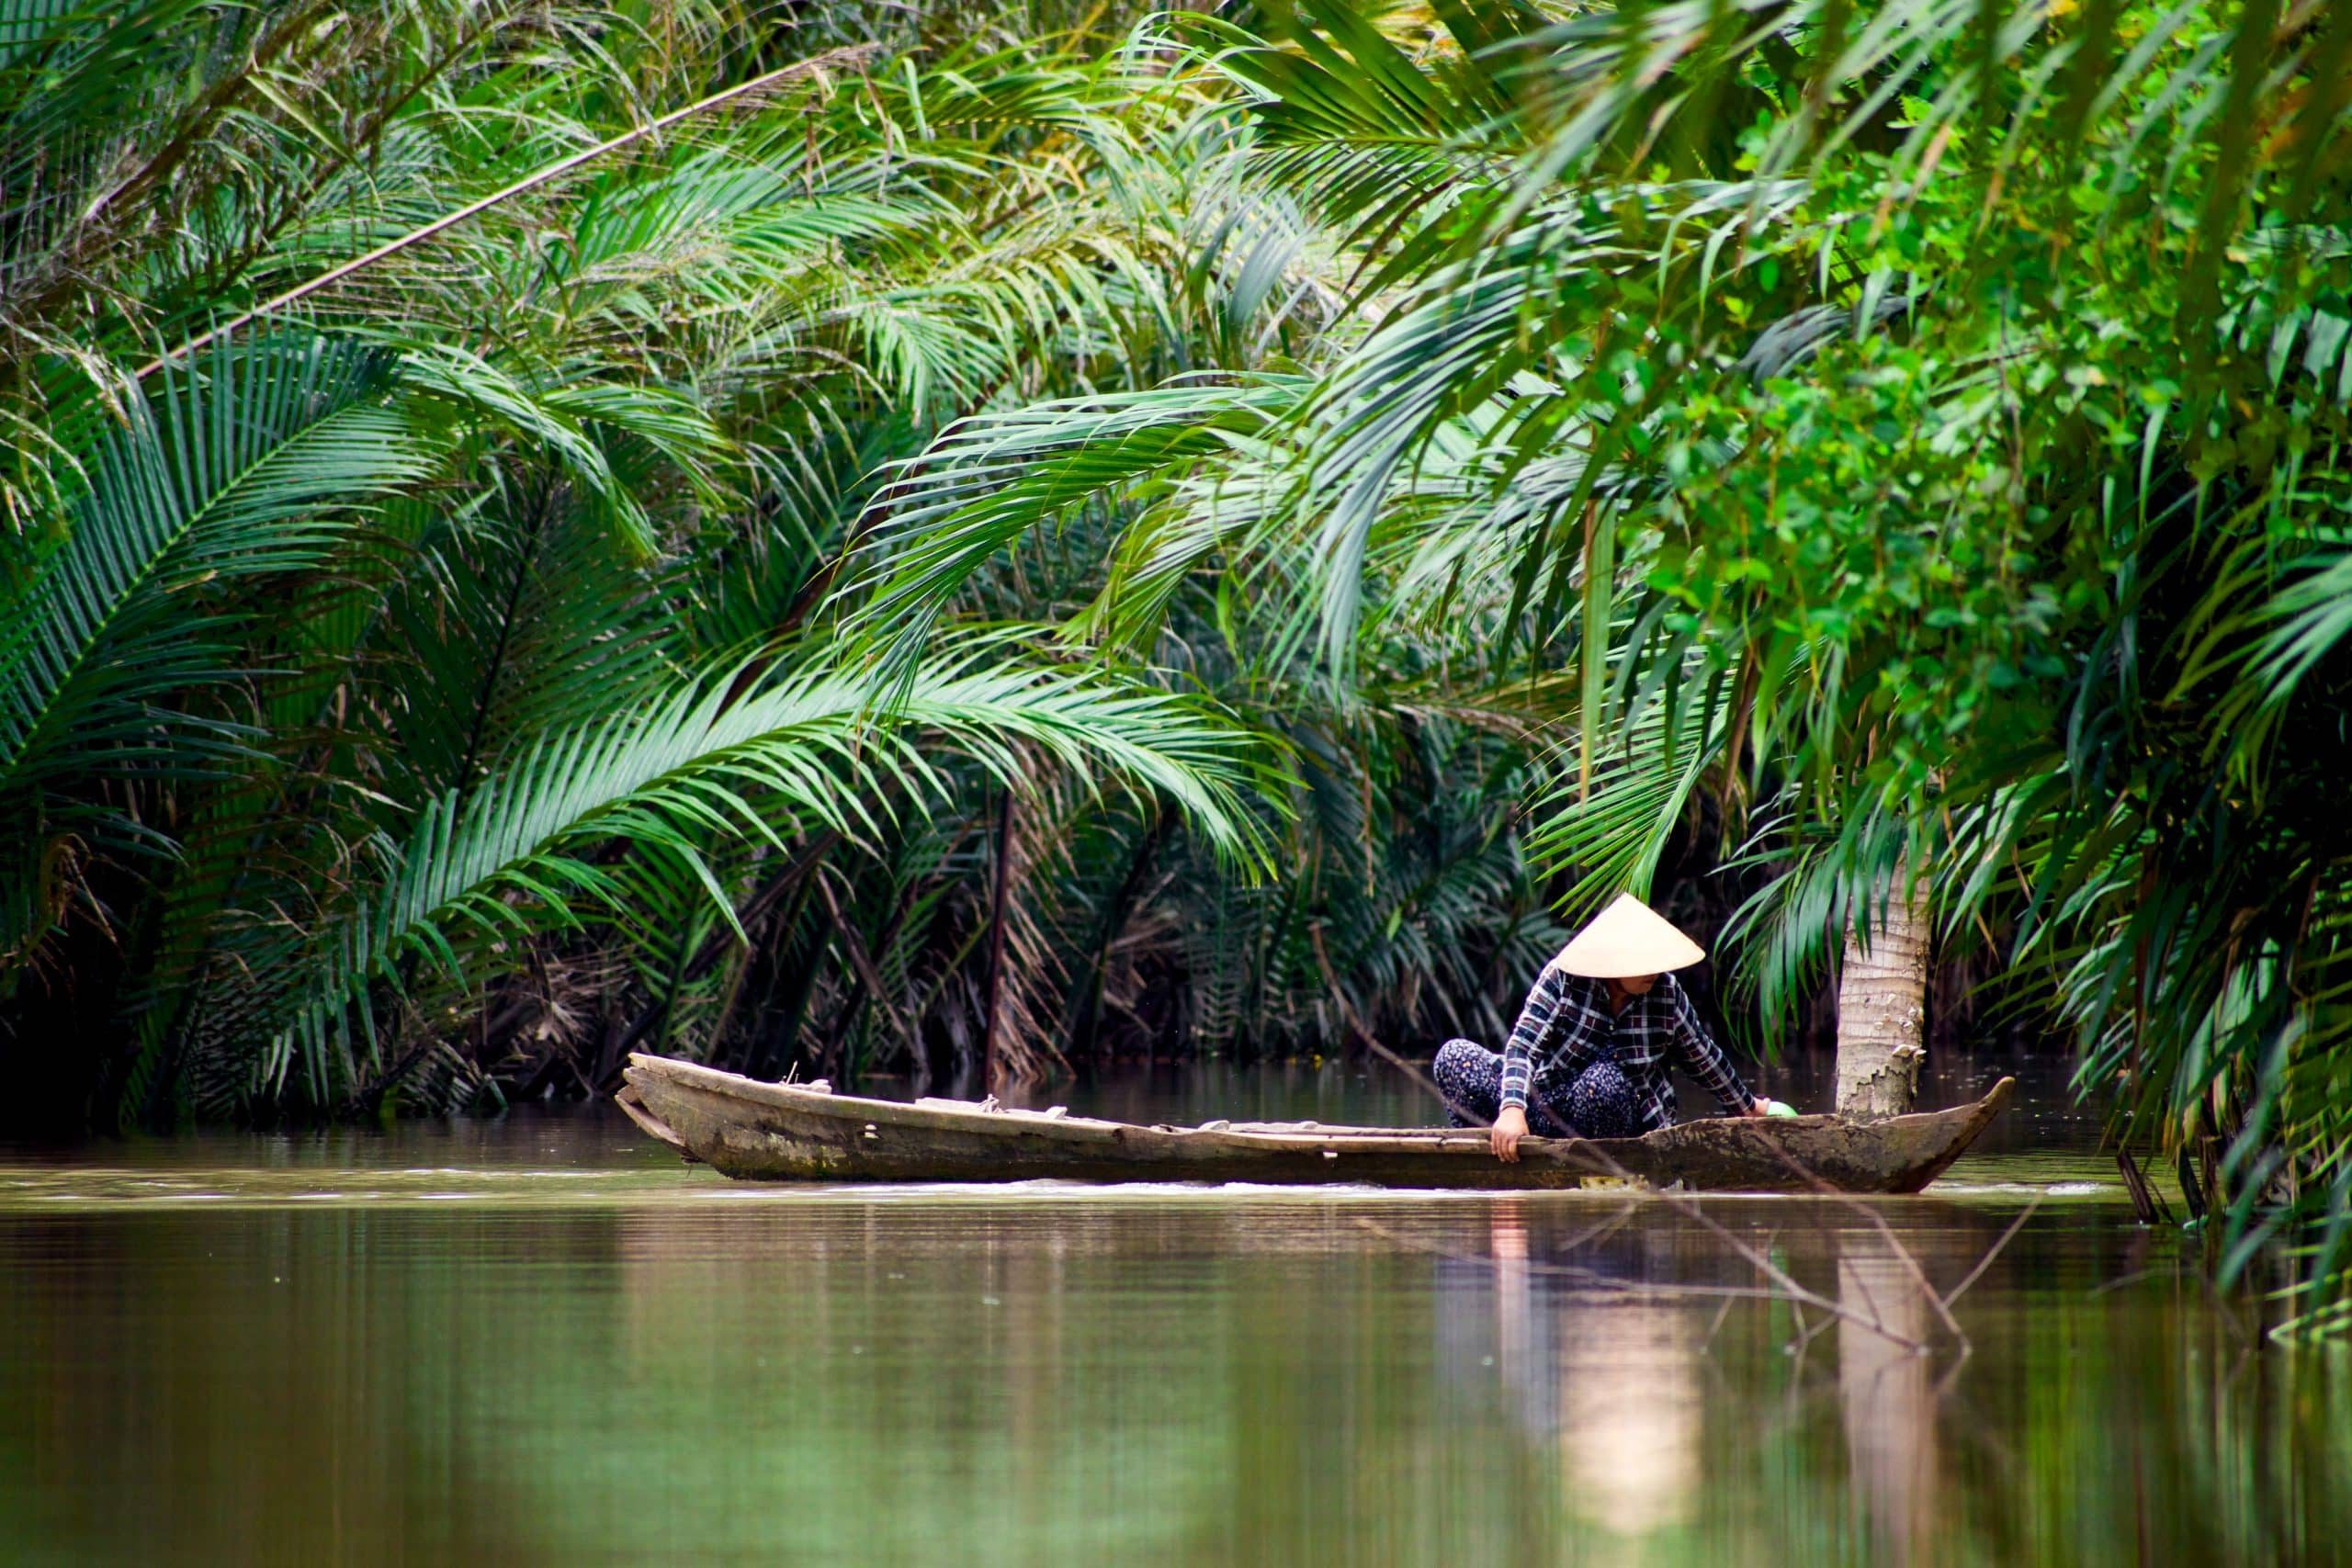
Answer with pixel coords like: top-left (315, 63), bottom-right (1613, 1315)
top-left (1559, 1299), bottom-right (1701, 1540)
top-left (1437, 1200), bottom-right (1706, 1540)
top-left (1, 1130), bottom-right (2348, 1563)
top-left (1838, 1226), bottom-right (1939, 1563)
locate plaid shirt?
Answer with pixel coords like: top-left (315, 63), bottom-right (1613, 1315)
top-left (1499, 967), bottom-right (1755, 1132)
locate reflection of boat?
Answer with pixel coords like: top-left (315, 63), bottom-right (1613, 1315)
top-left (620, 1055), bottom-right (2012, 1193)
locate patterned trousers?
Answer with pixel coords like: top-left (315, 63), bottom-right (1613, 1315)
top-left (1430, 1038), bottom-right (1647, 1141)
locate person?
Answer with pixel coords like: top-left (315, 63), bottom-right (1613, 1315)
top-left (1432, 892), bottom-right (1776, 1161)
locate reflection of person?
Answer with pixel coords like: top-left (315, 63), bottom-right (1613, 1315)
top-left (1559, 1300), bottom-right (1703, 1538)
top-left (1428, 1201), bottom-right (1704, 1537)
top-left (1428, 1198), bottom-right (1567, 1437)
top-left (1432, 893), bottom-right (1771, 1161)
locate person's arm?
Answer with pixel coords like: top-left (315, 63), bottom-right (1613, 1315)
top-left (1498, 965), bottom-right (1568, 1112)
top-left (1668, 978), bottom-right (1764, 1117)
top-left (1490, 966), bottom-right (1570, 1161)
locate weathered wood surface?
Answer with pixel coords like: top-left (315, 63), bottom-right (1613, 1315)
top-left (615, 1084), bottom-right (695, 1160)
top-left (621, 1055), bottom-right (2013, 1193)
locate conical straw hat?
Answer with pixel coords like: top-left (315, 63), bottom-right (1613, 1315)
top-left (1550, 892), bottom-right (1705, 978)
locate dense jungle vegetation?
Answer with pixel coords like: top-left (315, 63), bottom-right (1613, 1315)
top-left (4, 0), bottom-right (2349, 1323)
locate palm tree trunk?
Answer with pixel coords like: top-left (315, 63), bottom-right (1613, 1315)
top-left (978, 785), bottom-right (1016, 1095)
top-left (1834, 863), bottom-right (1929, 1117)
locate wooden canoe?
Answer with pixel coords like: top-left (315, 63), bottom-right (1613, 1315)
top-left (620, 1055), bottom-right (2014, 1194)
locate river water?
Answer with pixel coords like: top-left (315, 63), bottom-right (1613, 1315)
top-left (1, 1053), bottom-right (2345, 1565)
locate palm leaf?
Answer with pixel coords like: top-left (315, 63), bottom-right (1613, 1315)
top-left (218, 645), bottom-right (1274, 1103)
top-left (0, 333), bottom-right (432, 804)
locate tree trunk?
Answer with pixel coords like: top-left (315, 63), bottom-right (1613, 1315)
top-left (978, 785), bottom-right (1016, 1097)
top-left (1835, 863), bottom-right (1928, 1118)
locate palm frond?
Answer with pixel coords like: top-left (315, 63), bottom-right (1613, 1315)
top-left (0, 333), bottom-right (432, 823)
top-left (213, 646), bottom-right (1272, 1104)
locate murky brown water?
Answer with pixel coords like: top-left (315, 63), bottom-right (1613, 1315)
top-left (1, 1055), bottom-right (2344, 1565)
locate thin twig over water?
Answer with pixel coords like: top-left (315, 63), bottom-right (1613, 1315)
top-left (1942, 1201), bottom-right (2041, 1312)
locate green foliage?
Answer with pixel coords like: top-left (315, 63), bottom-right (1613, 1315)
top-left (0, 336), bottom-right (435, 955)
top-left (854, 0), bottom-right (2352, 1323)
top-left (18, 0), bottom-right (2351, 1344)
top-left (1204, 0), bottom-right (2352, 1325)
top-left (0, 0), bottom-right (1561, 1129)
top-left (229, 645), bottom-right (1270, 1111)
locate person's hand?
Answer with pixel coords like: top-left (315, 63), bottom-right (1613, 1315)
top-left (1490, 1105), bottom-right (1530, 1162)
top-left (1746, 1098), bottom-right (1770, 1119)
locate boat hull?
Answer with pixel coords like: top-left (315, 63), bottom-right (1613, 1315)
top-left (621, 1055), bottom-right (2014, 1194)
